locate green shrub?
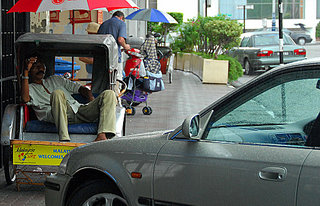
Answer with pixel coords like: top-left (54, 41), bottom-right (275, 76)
top-left (171, 39), bottom-right (187, 53)
top-left (172, 22), bottom-right (198, 52)
top-left (204, 19), bottom-right (242, 58)
top-left (316, 21), bottom-right (320, 39)
top-left (168, 12), bottom-right (183, 24)
top-left (193, 52), bottom-right (211, 59)
top-left (217, 54), bottom-right (243, 82)
top-left (173, 15), bottom-right (242, 58)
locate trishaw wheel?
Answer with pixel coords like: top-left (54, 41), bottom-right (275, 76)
top-left (3, 145), bottom-right (16, 185)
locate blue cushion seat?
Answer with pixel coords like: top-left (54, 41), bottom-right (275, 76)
top-left (25, 94), bottom-right (101, 134)
top-left (25, 120), bottom-right (97, 134)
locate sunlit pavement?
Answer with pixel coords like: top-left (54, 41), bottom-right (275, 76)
top-left (0, 69), bottom-right (249, 205)
top-left (125, 70), bottom-right (237, 135)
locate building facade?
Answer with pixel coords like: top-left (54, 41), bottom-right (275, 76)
top-left (159, 0), bottom-right (320, 41)
top-left (219, 0), bottom-right (317, 40)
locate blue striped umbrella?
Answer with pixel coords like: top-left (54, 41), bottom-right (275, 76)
top-left (126, 8), bottom-right (178, 24)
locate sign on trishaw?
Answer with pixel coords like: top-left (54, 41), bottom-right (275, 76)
top-left (12, 140), bottom-right (84, 166)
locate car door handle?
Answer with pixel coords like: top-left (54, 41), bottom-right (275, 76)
top-left (258, 167), bottom-right (287, 182)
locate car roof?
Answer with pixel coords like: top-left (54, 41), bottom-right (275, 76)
top-left (241, 31), bottom-right (281, 38)
top-left (255, 28), bottom-right (290, 32)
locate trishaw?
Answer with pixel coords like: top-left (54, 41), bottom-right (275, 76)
top-left (1, 33), bottom-right (126, 189)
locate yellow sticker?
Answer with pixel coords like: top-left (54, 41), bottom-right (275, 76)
top-left (13, 144), bottom-right (77, 166)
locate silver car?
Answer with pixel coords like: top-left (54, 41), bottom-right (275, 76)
top-left (229, 31), bottom-right (306, 75)
top-left (45, 58), bottom-right (320, 206)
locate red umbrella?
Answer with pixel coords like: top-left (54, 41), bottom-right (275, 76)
top-left (7, 0), bottom-right (139, 13)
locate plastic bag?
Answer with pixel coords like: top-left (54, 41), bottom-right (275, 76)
top-left (139, 61), bottom-right (146, 77)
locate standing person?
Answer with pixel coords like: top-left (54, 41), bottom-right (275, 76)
top-left (79, 22), bottom-right (100, 79)
top-left (140, 32), bottom-right (161, 73)
top-left (21, 56), bottom-right (117, 142)
top-left (79, 22), bottom-right (100, 80)
top-left (98, 11), bottom-right (130, 80)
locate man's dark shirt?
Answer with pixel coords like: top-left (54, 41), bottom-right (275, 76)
top-left (98, 16), bottom-right (127, 63)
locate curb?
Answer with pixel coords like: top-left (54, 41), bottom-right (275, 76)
top-left (230, 80), bottom-right (242, 88)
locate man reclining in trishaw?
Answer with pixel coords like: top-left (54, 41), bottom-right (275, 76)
top-left (22, 56), bottom-right (116, 142)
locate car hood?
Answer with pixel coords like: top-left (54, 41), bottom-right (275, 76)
top-left (64, 130), bottom-right (171, 175)
top-left (70, 130), bottom-right (170, 157)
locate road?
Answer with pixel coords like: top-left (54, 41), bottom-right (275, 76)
top-left (306, 43), bottom-right (320, 59)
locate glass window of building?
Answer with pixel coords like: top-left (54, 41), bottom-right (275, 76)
top-left (219, 0), bottom-right (305, 20)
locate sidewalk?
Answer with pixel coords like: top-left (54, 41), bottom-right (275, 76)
top-left (125, 70), bottom-right (235, 135)
top-left (0, 69), bottom-right (237, 205)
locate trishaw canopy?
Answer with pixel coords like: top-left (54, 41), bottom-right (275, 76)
top-left (15, 33), bottom-right (119, 93)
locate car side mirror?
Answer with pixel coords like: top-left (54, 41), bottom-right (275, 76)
top-left (182, 114), bottom-right (200, 138)
top-left (316, 79), bottom-right (320, 89)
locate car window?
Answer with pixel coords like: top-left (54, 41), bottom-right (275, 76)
top-left (203, 75), bottom-right (320, 146)
top-left (240, 37), bottom-right (249, 47)
top-left (253, 33), bottom-right (294, 46)
top-left (283, 34), bottom-right (295, 45)
top-left (254, 34), bottom-right (279, 46)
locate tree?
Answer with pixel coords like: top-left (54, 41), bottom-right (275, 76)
top-left (316, 21), bottom-right (320, 40)
top-left (203, 18), bottom-right (242, 59)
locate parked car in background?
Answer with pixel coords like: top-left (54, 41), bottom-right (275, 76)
top-left (255, 27), bottom-right (312, 45)
top-left (229, 31), bottom-right (306, 75)
top-left (45, 58), bottom-right (320, 206)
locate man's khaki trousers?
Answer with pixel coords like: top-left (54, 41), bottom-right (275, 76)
top-left (50, 89), bottom-right (116, 141)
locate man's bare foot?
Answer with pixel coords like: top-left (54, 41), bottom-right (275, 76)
top-left (94, 133), bottom-right (107, 142)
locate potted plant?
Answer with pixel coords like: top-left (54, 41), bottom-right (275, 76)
top-left (172, 15), bottom-right (243, 84)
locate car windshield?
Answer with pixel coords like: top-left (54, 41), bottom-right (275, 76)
top-left (254, 33), bottom-right (294, 46)
top-left (203, 73), bottom-right (320, 144)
